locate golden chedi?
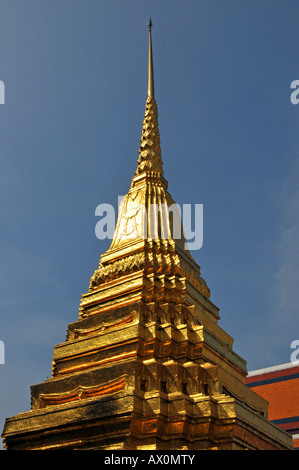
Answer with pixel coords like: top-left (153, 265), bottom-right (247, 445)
top-left (1, 21), bottom-right (293, 450)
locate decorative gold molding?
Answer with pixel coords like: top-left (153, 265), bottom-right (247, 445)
top-left (69, 310), bottom-right (139, 340)
top-left (33, 375), bottom-right (128, 409)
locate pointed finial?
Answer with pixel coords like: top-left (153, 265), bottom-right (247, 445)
top-left (147, 19), bottom-right (154, 98)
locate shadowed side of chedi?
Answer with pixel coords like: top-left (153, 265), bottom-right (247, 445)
top-left (2, 22), bottom-right (293, 450)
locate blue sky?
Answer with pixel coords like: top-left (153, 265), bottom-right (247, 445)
top-left (0, 0), bottom-right (299, 444)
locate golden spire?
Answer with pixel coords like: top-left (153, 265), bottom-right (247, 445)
top-left (135, 20), bottom-right (163, 176)
top-left (148, 18), bottom-right (154, 98)
top-left (89, 20), bottom-right (211, 300)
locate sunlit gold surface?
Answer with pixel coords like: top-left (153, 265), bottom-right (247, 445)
top-left (1, 23), bottom-right (294, 451)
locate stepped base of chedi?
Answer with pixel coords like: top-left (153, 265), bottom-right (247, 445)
top-left (2, 21), bottom-right (293, 450)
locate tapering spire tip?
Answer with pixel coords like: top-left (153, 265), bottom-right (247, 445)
top-left (147, 18), bottom-right (154, 98)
